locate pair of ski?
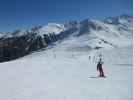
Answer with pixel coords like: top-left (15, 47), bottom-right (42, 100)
top-left (89, 76), bottom-right (106, 79)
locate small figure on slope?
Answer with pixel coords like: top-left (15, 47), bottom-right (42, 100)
top-left (97, 58), bottom-right (105, 77)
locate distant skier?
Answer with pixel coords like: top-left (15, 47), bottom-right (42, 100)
top-left (97, 58), bottom-right (105, 77)
top-left (89, 55), bottom-right (91, 60)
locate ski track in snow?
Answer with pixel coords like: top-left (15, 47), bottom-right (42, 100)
top-left (0, 44), bottom-right (133, 100)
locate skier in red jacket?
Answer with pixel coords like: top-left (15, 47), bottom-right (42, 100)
top-left (97, 58), bottom-right (105, 77)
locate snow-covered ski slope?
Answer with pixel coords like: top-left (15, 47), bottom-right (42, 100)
top-left (0, 14), bottom-right (133, 100)
top-left (0, 42), bottom-right (133, 100)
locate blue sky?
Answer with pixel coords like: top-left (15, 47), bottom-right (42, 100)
top-left (0, 0), bottom-right (132, 32)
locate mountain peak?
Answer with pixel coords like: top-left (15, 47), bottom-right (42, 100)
top-left (104, 14), bottom-right (133, 25)
top-left (120, 14), bottom-right (133, 18)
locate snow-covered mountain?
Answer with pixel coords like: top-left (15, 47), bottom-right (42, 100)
top-left (0, 23), bottom-right (65, 62)
top-left (0, 14), bottom-right (133, 62)
top-left (0, 28), bottom-right (133, 100)
top-left (0, 23), bottom-right (65, 38)
top-left (0, 15), bottom-right (133, 100)
top-left (54, 14), bottom-right (133, 53)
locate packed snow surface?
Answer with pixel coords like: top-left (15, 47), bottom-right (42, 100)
top-left (0, 43), bottom-right (133, 100)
